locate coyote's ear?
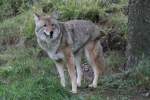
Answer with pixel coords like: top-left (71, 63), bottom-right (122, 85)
top-left (33, 13), bottom-right (40, 23)
top-left (51, 11), bottom-right (60, 19)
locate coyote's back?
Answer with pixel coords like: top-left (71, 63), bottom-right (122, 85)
top-left (63, 20), bottom-right (101, 53)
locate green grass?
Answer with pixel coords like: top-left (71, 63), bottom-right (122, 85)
top-left (0, 48), bottom-right (149, 100)
top-left (0, 11), bottom-right (35, 38)
top-left (129, 58), bottom-right (150, 88)
top-left (0, 47), bottom-right (69, 100)
top-left (0, 76), bottom-right (68, 100)
top-left (110, 13), bottom-right (128, 34)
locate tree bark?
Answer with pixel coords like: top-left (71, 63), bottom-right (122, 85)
top-left (127, 0), bottom-right (150, 67)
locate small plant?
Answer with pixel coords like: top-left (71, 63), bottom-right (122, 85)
top-left (106, 51), bottom-right (126, 72)
top-left (129, 58), bottom-right (150, 88)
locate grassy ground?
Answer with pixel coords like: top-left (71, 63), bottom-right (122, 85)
top-left (0, 0), bottom-right (150, 100)
top-left (0, 47), bottom-right (149, 100)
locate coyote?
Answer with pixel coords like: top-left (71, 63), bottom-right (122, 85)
top-left (34, 13), bottom-right (105, 93)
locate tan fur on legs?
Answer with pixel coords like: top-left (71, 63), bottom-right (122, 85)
top-left (64, 47), bottom-right (77, 93)
top-left (85, 40), bottom-right (105, 88)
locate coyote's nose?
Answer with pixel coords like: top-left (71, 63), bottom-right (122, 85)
top-left (50, 31), bottom-right (53, 38)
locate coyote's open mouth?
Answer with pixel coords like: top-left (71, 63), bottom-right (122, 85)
top-left (50, 31), bottom-right (53, 38)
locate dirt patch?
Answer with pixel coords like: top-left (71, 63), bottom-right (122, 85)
top-left (0, 35), bottom-right (20, 46)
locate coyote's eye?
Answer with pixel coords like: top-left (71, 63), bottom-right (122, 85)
top-left (43, 24), bottom-right (46, 27)
top-left (51, 24), bottom-right (55, 26)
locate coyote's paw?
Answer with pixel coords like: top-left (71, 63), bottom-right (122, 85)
top-left (61, 81), bottom-right (65, 88)
top-left (88, 83), bottom-right (97, 88)
top-left (77, 81), bottom-right (81, 87)
top-left (70, 90), bottom-right (77, 94)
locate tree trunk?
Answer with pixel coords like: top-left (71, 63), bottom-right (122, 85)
top-left (127, 0), bottom-right (150, 67)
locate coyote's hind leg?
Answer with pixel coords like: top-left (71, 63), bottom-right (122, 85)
top-left (85, 41), bottom-right (105, 88)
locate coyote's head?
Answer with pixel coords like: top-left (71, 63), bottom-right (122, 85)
top-left (34, 13), bottom-right (60, 41)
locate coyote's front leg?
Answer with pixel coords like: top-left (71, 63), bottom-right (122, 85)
top-left (54, 61), bottom-right (65, 87)
top-left (74, 54), bottom-right (82, 87)
top-left (47, 52), bottom-right (65, 87)
top-left (64, 47), bottom-right (77, 93)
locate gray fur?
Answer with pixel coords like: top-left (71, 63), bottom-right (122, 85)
top-left (35, 19), bottom-right (103, 60)
top-left (34, 14), bottom-right (105, 93)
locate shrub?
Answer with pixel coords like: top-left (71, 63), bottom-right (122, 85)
top-left (102, 57), bottom-right (150, 90)
top-left (33, 0), bottom-right (107, 22)
top-left (0, 0), bottom-right (31, 21)
top-left (106, 51), bottom-right (126, 72)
